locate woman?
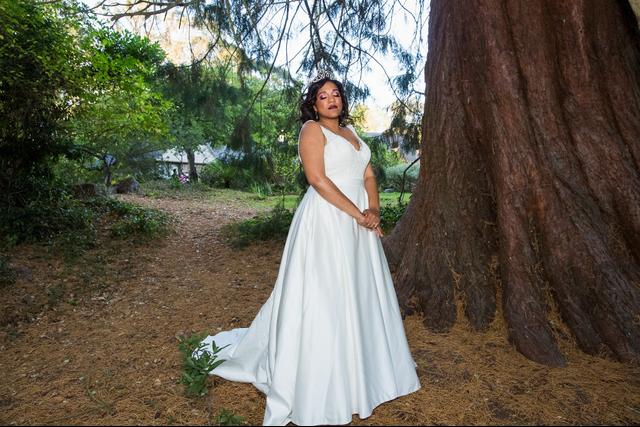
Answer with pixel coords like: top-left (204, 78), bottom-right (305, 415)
top-left (199, 71), bottom-right (421, 426)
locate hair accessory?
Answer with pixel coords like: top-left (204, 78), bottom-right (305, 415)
top-left (309, 68), bottom-right (333, 84)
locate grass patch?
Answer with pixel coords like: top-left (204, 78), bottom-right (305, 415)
top-left (380, 191), bottom-right (412, 207)
top-left (140, 180), bottom-right (410, 213)
top-left (140, 179), bottom-right (214, 199)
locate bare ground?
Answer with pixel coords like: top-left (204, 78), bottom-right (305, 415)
top-left (1, 192), bottom-right (639, 426)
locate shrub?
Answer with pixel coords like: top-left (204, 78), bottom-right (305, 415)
top-left (103, 199), bottom-right (170, 240)
top-left (381, 162), bottom-right (420, 192)
top-left (0, 254), bottom-right (16, 286)
top-left (201, 160), bottom-right (232, 188)
top-left (0, 195), bottom-right (171, 256)
top-left (380, 201), bottom-right (409, 233)
top-left (0, 191), bottom-right (96, 249)
top-left (222, 201), bottom-right (294, 248)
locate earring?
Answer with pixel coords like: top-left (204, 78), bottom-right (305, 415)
top-left (314, 110), bottom-right (319, 121)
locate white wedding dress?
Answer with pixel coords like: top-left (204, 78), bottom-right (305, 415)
top-left (199, 123), bottom-right (421, 426)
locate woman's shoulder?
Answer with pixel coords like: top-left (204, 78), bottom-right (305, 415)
top-left (299, 120), bottom-right (327, 146)
top-left (301, 119), bottom-right (320, 130)
top-left (300, 120), bottom-right (324, 136)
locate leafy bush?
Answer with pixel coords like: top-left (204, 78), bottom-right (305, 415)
top-left (201, 160), bottom-right (234, 188)
top-left (0, 195), bottom-right (171, 261)
top-left (250, 181), bottom-right (273, 199)
top-left (0, 191), bottom-right (96, 249)
top-left (222, 201), bottom-right (294, 248)
top-left (201, 148), bottom-right (299, 195)
top-left (0, 0), bottom-right (85, 213)
top-left (177, 333), bottom-right (227, 397)
top-left (362, 135), bottom-right (404, 177)
top-left (380, 201), bottom-right (409, 233)
top-left (381, 162), bottom-right (420, 192)
top-left (100, 199), bottom-right (170, 240)
top-left (0, 254), bottom-right (16, 286)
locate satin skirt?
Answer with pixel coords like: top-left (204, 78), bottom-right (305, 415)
top-left (199, 178), bottom-right (421, 425)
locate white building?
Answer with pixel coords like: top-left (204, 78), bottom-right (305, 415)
top-left (154, 144), bottom-right (220, 178)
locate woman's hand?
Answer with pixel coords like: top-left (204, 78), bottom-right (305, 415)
top-left (356, 209), bottom-right (383, 237)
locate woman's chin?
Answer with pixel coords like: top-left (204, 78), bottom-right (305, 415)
top-left (321, 110), bottom-right (342, 119)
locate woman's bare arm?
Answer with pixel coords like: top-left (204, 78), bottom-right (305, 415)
top-left (298, 122), bottom-right (365, 221)
top-left (362, 162), bottom-right (383, 236)
top-left (363, 162), bottom-right (380, 214)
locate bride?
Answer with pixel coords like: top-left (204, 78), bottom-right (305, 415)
top-left (199, 70), bottom-right (421, 426)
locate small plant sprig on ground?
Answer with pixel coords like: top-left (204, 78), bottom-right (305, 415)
top-left (177, 333), bottom-right (227, 397)
top-left (215, 408), bottom-right (246, 426)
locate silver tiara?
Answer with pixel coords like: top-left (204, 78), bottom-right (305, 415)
top-left (309, 68), bottom-right (333, 84)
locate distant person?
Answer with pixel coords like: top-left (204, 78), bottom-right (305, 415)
top-left (198, 69), bottom-right (420, 425)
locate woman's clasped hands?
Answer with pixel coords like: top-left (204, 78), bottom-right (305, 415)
top-left (357, 208), bottom-right (383, 237)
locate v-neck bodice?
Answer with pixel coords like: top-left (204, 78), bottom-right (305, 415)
top-left (318, 124), bottom-right (362, 152)
top-left (298, 121), bottom-right (371, 184)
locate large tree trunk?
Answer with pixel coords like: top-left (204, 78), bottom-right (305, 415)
top-left (384, 0), bottom-right (640, 367)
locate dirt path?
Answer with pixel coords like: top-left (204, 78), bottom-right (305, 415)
top-left (1, 193), bottom-right (639, 425)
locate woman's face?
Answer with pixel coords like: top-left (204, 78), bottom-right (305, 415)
top-left (314, 81), bottom-right (343, 120)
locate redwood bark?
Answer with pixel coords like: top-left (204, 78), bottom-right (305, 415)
top-left (384, 0), bottom-right (640, 366)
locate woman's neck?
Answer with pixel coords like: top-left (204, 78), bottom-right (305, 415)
top-left (318, 117), bottom-right (341, 132)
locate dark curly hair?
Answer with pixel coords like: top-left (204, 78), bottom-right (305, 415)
top-left (299, 77), bottom-right (350, 126)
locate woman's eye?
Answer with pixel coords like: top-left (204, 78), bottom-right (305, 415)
top-left (319, 95), bottom-right (327, 100)
top-left (333, 92), bottom-right (340, 97)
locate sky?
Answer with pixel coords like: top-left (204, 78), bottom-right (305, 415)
top-left (87, 1), bottom-right (429, 132)
top-left (266, 1), bottom-right (430, 110)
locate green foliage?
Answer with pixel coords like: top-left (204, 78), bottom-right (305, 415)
top-left (0, 0), bottom-right (172, 254)
top-left (381, 162), bottom-right (420, 192)
top-left (99, 0), bottom-right (426, 105)
top-left (215, 408), bottom-right (246, 426)
top-left (0, 0), bottom-right (85, 209)
top-left (222, 200), bottom-right (294, 248)
top-left (385, 97), bottom-right (423, 154)
top-left (97, 198), bottom-right (170, 241)
top-left (0, 254), bottom-right (16, 286)
top-left (46, 283), bottom-right (65, 306)
top-left (70, 26), bottom-right (172, 185)
top-left (177, 333), bottom-right (227, 397)
top-left (362, 134), bottom-right (404, 186)
top-left (0, 191), bottom-right (171, 265)
top-left (380, 201), bottom-right (409, 233)
top-left (349, 103), bottom-right (369, 133)
top-left (0, 189), bottom-right (96, 249)
top-left (161, 61), bottom-right (302, 191)
top-left (200, 160), bottom-right (245, 189)
top-left (140, 178), bottom-right (213, 199)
